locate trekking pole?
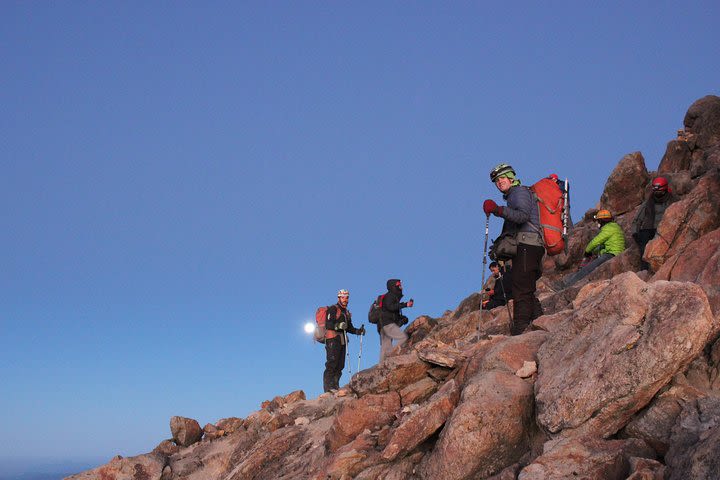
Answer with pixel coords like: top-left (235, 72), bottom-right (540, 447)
top-left (357, 324), bottom-right (364, 373)
top-left (478, 213), bottom-right (490, 341)
top-left (344, 330), bottom-right (351, 376)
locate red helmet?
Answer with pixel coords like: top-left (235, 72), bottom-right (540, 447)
top-left (652, 177), bottom-right (669, 192)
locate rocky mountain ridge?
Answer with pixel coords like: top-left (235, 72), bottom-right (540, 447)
top-left (67, 95), bottom-right (720, 480)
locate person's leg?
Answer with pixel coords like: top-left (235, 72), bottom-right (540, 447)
top-left (323, 337), bottom-right (342, 392)
top-left (382, 323), bottom-right (408, 353)
top-left (634, 229), bottom-right (655, 270)
top-left (333, 342), bottom-right (346, 390)
top-left (511, 244), bottom-right (544, 335)
top-left (564, 254), bottom-right (614, 288)
top-left (379, 327), bottom-right (392, 362)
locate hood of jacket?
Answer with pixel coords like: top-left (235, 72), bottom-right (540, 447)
top-left (386, 278), bottom-right (403, 298)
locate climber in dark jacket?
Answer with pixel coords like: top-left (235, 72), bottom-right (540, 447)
top-left (483, 163), bottom-right (544, 335)
top-left (379, 279), bottom-right (414, 362)
top-left (631, 176), bottom-right (677, 270)
top-left (323, 289), bottom-right (365, 393)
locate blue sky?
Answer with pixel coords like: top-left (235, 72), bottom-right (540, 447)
top-left (1, 1), bottom-right (719, 473)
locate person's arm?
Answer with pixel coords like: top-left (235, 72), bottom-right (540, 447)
top-left (500, 188), bottom-right (531, 225)
top-left (383, 293), bottom-right (407, 313)
top-left (585, 227), bottom-right (611, 254)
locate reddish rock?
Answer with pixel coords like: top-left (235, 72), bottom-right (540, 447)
top-left (626, 457), bottom-right (666, 480)
top-left (658, 139), bottom-right (693, 173)
top-left (552, 219), bottom-right (597, 271)
top-left (224, 426), bottom-right (306, 480)
top-left (152, 439), bottom-right (180, 457)
top-left (416, 340), bottom-right (463, 368)
top-left (64, 453), bottom-right (166, 480)
top-left (478, 330), bottom-right (548, 374)
top-left (325, 391), bottom-right (401, 452)
top-left (170, 416), bottom-right (203, 447)
top-left (399, 376), bottom-right (438, 406)
top-left (599, 152), bottom-right (650, 216)
top-left (215, 417), bottom-right (244, 434)
top-left (405, 315), bottom-right (438, 347)
top-left (418, 371), bottom-right (534, 480)
top-left (381, 379), bottom-right (461, 461)
top-left (535, 273), bottom-right (717, 439)
top-left (315, 432), bottom-right (380, 480)
top-left (652, 227), bottom-right (720, 315)
top-left (683, 94), bottom-right (720, 149)
top-left (532, 309), bottom-right (571, 333)
top-left (518, 437), bottom-right (656, 480)
top-left (350, 354), bottom-right (429, 396)
top-left (645, 171), bottom-right (720, 271)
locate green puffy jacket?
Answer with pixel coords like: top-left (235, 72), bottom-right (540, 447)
top-left (585, 221), bottom-right (626, 256)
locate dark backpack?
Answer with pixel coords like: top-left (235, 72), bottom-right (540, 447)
top-left (367, 294), bottom-right (385, 324)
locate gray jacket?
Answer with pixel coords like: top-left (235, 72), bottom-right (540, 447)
top-left (500, 185), bottom-right (543, 247)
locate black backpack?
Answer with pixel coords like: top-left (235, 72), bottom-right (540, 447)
top-left (367, 294), bottom-right (385, 324)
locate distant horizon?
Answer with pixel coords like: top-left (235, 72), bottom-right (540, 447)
top-left (0, 456), bottom-right (105, 478)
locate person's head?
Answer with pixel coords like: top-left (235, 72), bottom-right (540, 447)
top-left (489, 261), bottom-right (500, 276)
top-left (593, 209), bottom-right (613, 227)
top-left (652, 176), bottom-right (669, 199)
top-left (337, 289), bottom-right (349, 307)
top-left (387, 278), bottom-right (403, 294)
top-left (489, 163), bottom-right (520, 193)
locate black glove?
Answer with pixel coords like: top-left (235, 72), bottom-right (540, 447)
top-left (399, 315), bottom-right (409, 326)
top-left (358, 326), bottom-right (366, 336)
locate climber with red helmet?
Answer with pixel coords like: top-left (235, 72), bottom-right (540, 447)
top-left (559, 209), bottom-right (626, 288)
top-left (631, 176), bottom-right (677, 271)
top-left (323, 289), bottom-right (365, 393)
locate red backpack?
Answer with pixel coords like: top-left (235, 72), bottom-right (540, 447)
top-left (530, 176), bottom-right (570, 256)
top-left (314, 306), bottom-right (342, 343)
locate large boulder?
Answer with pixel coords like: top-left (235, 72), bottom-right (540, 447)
top-left (381, 379), bottom-right (461, 461)
top-left (325, 391), bottom-right (401, 452)
top-left (683, 95), bottom-right (720, 149)
top-left (599, 152), bottom-right (650, 216)
top-left (652, 227), bottom-right (720, 315)
top-left (535, 272), bottom-right (717, 439)
top-left (644, 170), bottom-right (720, 271)
top-left (417, 370), bottom-right (534, 480)
top-left (658, 139), bottom-right (693, 173)
top-left (350, 353), bottom-right (430, 396)
top-left (170, 416), bottom-right (203, 447)
top-left (518, 437), bottom-right (656, 480)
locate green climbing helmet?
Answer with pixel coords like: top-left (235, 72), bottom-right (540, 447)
top-left (489, 163), bottom-right (516, 182)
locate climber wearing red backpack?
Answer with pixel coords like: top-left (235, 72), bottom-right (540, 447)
top-left (322, 289), bottom-right (365, 393)
top-left (483, 163), bottom-right (544, 335)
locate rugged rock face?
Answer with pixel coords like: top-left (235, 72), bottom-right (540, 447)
top-left (67, 95), bottom-right (720, 480)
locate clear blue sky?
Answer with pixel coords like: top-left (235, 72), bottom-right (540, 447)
top-left (2, 1), bottom-right (719, 474)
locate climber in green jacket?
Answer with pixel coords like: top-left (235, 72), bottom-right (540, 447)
top-left (560, 209), bottom-right (626, 288)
